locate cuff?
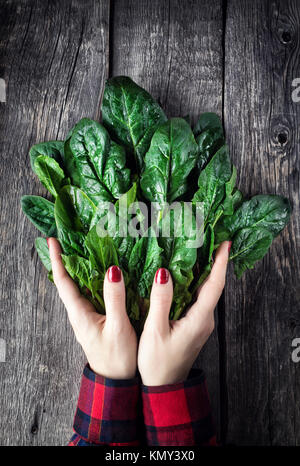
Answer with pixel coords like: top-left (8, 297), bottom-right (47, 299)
top-left (141, 369), bottom-right (216, 446)
top-left (72, 364), bottom-right (140, 445)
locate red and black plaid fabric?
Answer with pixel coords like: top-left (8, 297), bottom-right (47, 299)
top-left (142, 369), bottom-right (217, 446)
top-left (69, 364), bottom-right (140, 446)
top-left (69, 365), bottom-right (216, 446)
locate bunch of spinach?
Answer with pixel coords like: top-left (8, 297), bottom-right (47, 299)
top-left (22, 76), bottom-right (292, 322)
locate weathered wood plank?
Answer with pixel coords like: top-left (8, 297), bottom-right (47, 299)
top-left (112, 0), bottom-right (224, 438)
top-left (0, 0), bottom-right (109, 445)
top-left (224, 0), bottom-right (300, 445)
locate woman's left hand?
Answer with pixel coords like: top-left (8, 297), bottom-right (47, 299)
top-left (48, 237), bottom-right (137, 379)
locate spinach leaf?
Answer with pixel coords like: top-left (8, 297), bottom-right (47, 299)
top-left (224, 194), bottom-right (292, 238)
top-left (54, 186), bottom-right (95, 255)
top-left (188, 224), bottom-right (215, 300)
top-left (35, 237), bottom-right (52, 272)
top-left (128, 228), bottom-right (163, 298)
top-left (21, 195), bottom-right (57, 236)
top-left (214, 220), bottom-right (231, 245)
top-left (194, 112), bottom-right (224, 137)
top-left (30, 141), bottom-right (65, 173)
top-left (158, 205), bottom-right (199, 320)
top-left (102, 76), bottom-right (167, 172)
top-left (171, 284), bottom-right (192, 321)
top-left (57, 185), bottom-right (95, 232)
top-left (230, 227), bottom-right (273, 278)
top-left (126, 287), bottom-right (140, 321)
top-left (112, 183), bottom-right (140, 270)
top-left (62, 254), bottom-right (101, 299)
top-left (193, 113), bottom-right (225, 173)
top-left (140, 118), bottom-right (198, 204)
top-left (64, 118), bottom-right (131, 203)
top-left (198, 224), bottom-right (215, 276)
top-left (22, 76), bottom-right (293, 323)
top-left (195, 129), bottom-right (225, 173)
top-left (158, 205), bottom-right (198, 287)
top-left (85, 226), bottom-right (119, 273)
top-left (192, 144), bottom-right (232, 225)
top-left (34, 155), bottom-right (65, 197)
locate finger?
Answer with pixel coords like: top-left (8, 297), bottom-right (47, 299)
top-left (146, 268), bottom-right (173, 334)
top-left (202, 240), bottom-right (231, 300)
top-left (103, 265), bottom-right (127, 322)
top-left (187, 241), bottom-right (230, 325)
top-left (48, 237), bottom-right (82, 308)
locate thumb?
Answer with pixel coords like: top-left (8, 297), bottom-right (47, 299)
top-left (146, 268), bottom-right (173, 334)
top-left (195, 240), bottom-right (230, 317)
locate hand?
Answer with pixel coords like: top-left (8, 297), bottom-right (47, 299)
top-left (138, 241), bottom-right (230, 386)
top-left (48, 237), bottom-right (137, 379)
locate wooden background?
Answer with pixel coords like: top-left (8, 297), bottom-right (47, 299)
top-left (0, 0), bottom-right (299, 446)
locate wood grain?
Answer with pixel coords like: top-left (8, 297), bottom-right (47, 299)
top-left (1, 0), bottom-right (299, 446)
top-left (0, 0), bottom-right (109, 445)
top-left (224, 0), bottom-right (300, 445)
top-left (112, 0), bottom-right (224, 438)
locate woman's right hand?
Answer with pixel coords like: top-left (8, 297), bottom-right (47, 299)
top-left (138, 241), bottom-right (231, 386)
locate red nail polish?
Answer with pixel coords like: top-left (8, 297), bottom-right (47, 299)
top-left (108, 265), bottom-right (122, 282)
top-left (228, 241), bottom-right (232, 253)
top-left (46, 238), bottom-right (50, 248)
top-left (155, 268), bottom-right (169, 284)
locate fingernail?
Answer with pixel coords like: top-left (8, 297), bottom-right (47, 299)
top-left (228, 241), bottom-right (232, 253)
top-left (46, 238), bottom-right (50, 248)
top-left (107, 265), bottom-right (122, 282)
top-left (155, 268), bottom-right (169, 284)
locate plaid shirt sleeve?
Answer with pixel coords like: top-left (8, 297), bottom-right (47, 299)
top-left (68, 364), bottom-right (140, 446)
top-left (141, 369), bottom-right (217, 446)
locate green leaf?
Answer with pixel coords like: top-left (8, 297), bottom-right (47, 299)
top-left (193, 113), bottom-right (225, 174)
top-left (55, 185), bottom-right (95, 232)
top-left (230, 227), bottom-right (273, 278)
top-left (34, 155), bottom-right (65, 197)
top-left (102, 76), bottom-right (167, 172)
top-left (171, 284), bottom-right (192, 321)
top-left (194, 112), bottom-right (224, 137)
top-left (189, 224), bottom-right (215, 298)
top-left (85, 226), bottom-right (119, 273)
top-left (220, 165), bottom-right (238, 216)
top-left (224, 194), bottom-right (292, 238)
top-left (214, 220), bottom-right (231, 245)
top-left (192, 144), bottom-right (232, 225)
top-left (35, 237), bottom-right (51, 272)
top-left (62, 254), bottom-right (101, 298)
top-left (54, 186), bottom-right (95, 255)
top-left (21, 195), bottom-right (57, 236)
top-left (128, 228), bottom-right (163, 298)
top-left (159, 205), bottom-right (198, 287)
top-left (198, 224), bottom-right (214, 273)
top-left (30, 141), bottom-right (65, 173)
top-left (140, 118), bottom-right (198, 204)
top-left (126, 287), bottom-right (140, 321)
top-left (195, 128), bottom-right (225, 173)
top-left (113, 236), bottom-right (136, 272)
top-left (64, 118), bottom-right (131, 203)
top-left (158, 205), bottom-right (198, 320)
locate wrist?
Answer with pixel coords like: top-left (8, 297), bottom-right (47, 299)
top-left (89, 362), bottom-right (137, 380)
top-left (141, 369), bottom-right (189, 387)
